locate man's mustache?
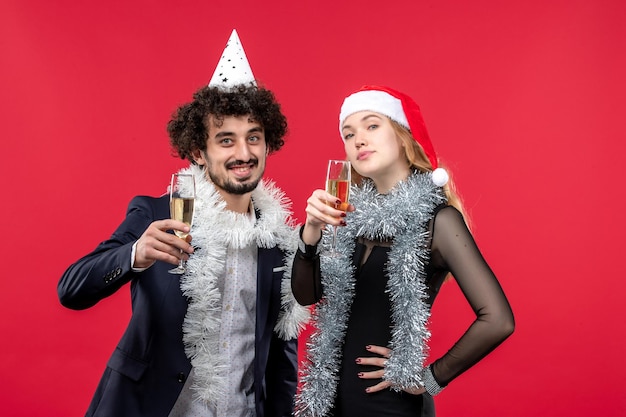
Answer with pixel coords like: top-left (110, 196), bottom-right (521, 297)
top-left (225, 158), bottom-right (258, 169)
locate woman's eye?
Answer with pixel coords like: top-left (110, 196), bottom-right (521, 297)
top-left (344, 133), bottom-right (354, 140)
top-left (367, 124), bottom-right (378, 130)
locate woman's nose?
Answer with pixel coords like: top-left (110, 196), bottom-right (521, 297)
top-left (355, 131), bottom-right (366, 148)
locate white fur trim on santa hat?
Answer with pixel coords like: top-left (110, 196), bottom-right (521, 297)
top-left (431, 167), bottom-right (449, 186)
top-left (339, 90), bottom-right (409, 137)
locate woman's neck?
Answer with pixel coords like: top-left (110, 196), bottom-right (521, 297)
top-left (371, 166), bottom-right (411, 194)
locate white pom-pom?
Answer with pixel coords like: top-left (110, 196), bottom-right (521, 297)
top-left (431, 168), bottom-right (449, 186)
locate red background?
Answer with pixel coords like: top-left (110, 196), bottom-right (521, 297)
top-left (1, 0), bottom-right (624, 416)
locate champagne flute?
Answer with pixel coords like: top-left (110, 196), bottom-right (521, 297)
top-left (168, 173), bottom-right (196, 274)
top-left (325, 160), bottom-right (351, 256)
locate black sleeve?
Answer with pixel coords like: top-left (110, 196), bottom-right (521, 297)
top-left (57, 196), bottom-right (158, 310)
top-left (428, 206), bottom-right (515, 387)
top-left (290, 226), bottom-right (323, 306)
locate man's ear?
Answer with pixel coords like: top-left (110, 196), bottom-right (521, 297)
top-left (191, 149), bottom-right (206, 165)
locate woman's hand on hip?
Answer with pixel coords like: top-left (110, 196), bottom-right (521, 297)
top-left (356, 344), bottom-right (426, 395)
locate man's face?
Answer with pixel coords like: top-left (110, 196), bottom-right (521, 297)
top-left (194, 115), bottom-right (267, 196)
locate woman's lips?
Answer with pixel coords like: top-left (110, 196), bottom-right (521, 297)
top-left (357, 151), bottom-right (373, 161)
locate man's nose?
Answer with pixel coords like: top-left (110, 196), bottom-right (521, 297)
top-left (234, 140), bottom-right (252, 160)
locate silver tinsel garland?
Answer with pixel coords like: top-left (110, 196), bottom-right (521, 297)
top-left (175, 165), bottom-right (309, 406)
top-left (296, 171), bottom-right (447, 417)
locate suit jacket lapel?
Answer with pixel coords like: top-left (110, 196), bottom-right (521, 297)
top-left (255, 247), bottom-right (273, 345)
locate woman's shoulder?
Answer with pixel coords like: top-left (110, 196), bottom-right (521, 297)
top-left (433, 204), bottom-right (463, 221)
top-left (431, 204), bottom-right (468, 237)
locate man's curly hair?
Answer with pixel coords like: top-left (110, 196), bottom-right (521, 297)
top-left (167, 84), bottom-right (288, 162)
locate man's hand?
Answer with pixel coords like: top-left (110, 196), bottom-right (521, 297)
top-left (134, 220), bottom-right (193, 269)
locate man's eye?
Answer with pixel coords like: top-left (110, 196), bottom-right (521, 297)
top-left (248, 136), bottom-right (260, 142)
top-left (221, 138), bottom-right (233, 144)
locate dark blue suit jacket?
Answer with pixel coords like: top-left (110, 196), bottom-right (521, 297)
top-left (58, 195), bottom-right (298, 417)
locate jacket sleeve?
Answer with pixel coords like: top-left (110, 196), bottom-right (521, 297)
top-left (57, 196), bottom-right (158, 310)
top-left (264, 334), bottom-right (298, 417)
top-left (428, 205), bottom-right (515, 387)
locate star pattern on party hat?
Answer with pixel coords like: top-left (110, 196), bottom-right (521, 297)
top-left (208, 29), bottom-right (256, 89)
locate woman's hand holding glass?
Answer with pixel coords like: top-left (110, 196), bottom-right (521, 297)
top-left (302, 191), bottom-right (355, 254)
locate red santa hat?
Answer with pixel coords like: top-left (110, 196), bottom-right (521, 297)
top-left (339, 85), bottom-right (449, 186)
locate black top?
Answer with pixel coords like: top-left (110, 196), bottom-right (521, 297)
top-left (292, 206), bottom-right (514, 417)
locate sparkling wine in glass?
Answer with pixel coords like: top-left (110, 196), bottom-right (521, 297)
top-left (168, 173), bottom-right (195, 274)
top-left (325, 160), bottom-right (351, 256)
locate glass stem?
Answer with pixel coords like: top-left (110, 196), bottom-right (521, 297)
top-left (332, 225), bottom-right (338, 250)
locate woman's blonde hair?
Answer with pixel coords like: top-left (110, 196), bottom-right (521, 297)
top-left (350, 118), bottom-right (470, 227)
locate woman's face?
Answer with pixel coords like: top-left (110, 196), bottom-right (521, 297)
top-left (342, 111), bottom-right (410, 192)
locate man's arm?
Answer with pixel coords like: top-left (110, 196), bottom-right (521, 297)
top-left (57, 196), bottom-right (158, 310)
top-left (58, 195), bottom-right (196, 310)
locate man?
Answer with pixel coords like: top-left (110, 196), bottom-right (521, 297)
top-left (58, 30), bottom-right (308, 417)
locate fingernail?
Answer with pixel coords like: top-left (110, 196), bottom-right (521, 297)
top-left (355, 358), bottom-right (361, 364)
top-left (365, 388), bottom-right (371, 393)
top-left (358, 372), bottom-right (364, 377)
top-left (340, 212), bottom-right (346, 217)
top-left (336, 199), bottom-right (341, 204)
top-left (366, 345), bottom-right (372, 350)
top-left (340, 220), bottom-right (347, 226)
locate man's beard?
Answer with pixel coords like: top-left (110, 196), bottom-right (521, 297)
top-left (206, 158), bottom-right (263, 195)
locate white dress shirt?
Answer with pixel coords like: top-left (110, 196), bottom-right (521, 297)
top-left (169, 210), bottom-right (258, 417)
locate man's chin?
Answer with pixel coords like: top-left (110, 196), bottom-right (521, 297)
top-left (222, 179), bottom-right (261, 195)
top-left (208, 169), bottom-right (264, 195)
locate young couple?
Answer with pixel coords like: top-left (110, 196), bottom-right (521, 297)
top-left (58, 30), bottom-right (513, 417)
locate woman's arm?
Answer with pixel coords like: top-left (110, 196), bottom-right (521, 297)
top-left (291, 226), bottom-right (323, 305)
top-left (428, 205), bottom-right (515, 387)
top-left (291, 188), bottom-right (354, 305)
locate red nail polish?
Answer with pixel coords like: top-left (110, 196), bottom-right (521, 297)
top-left (340, 220), bottom-right (347, 226)
top-left (356, 358), bottom-right (361, 364)
top-left (358, 372), bottom-right (364, 377)
top-left (340, 212), bottom-right (346, 217)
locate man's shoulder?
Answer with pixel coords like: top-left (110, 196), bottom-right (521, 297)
top-left (125, 194), bottom-right (170, 216)
top-left (129, 193), bottom-right (169, 205)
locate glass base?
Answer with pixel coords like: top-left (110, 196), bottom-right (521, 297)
top-left (168, 266), bottom-right (186, 274)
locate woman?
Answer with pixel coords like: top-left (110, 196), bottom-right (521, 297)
top-left (292, 85), bottom-right (514, 417)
